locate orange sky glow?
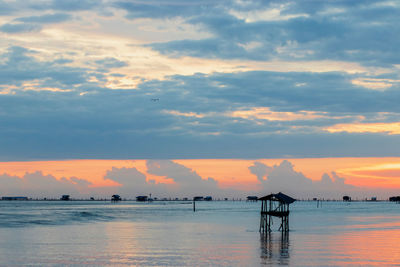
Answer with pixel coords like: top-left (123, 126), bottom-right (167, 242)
top-left (1, 158), bottom-right (400, 190)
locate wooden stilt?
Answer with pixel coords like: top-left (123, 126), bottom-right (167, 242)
top-left (259, 193), bottom-right (295, 235)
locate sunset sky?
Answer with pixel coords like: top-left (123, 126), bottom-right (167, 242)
top-left (1, 0), bottom-right (400, 198)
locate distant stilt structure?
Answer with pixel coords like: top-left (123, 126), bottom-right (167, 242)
top-left (259, 192), bottom-right (296, 233)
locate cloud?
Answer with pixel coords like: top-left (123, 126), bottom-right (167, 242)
top-left (50, 0), bottom-right (99, 11)
top-left (0, 174), bottom-right (23, 194)
top-left (0, 0), bottom-right (399, 160)
top-left (104, 166), bottom-right (170, 197)
top-left (27, 0), bottom-right (100, 11)
top-left (248, 161), bottom-right (272, 182)
top-left (1, 51), bottom-right (400, 160)
top-left (2, 0), bottom-right (400, 67)
top-left (143, 0), bottom-right (400, 67)
top-left (114, 1), bottom-right (218, 19)
top-left (0, 46), bottom-right (92, 87)
top-left (0, 171), bottom-right (93, 198)
top-left (0, 161), bottom-right (228, 198)
top-left (249, 160), bottom-right (356, 198)
top-left (0, 159), bottom-right (359, 199)
top-left (95, 57), bottom-right (128, 69)
top-left (0, 0), bottom-right (14, 15)
top-left (146, 160), bottom-right (220, 196)
top-left (15, 13), bottom-right (72, 24)
top-left (0, 23), bottom-right (42, 33)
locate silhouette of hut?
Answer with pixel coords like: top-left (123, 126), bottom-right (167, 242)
top-left (247, 196), bottom-right (258, 202)
top-left (60, 195), bottom-right (70, 201)
top-left (2, 196), bottom-right (28, 201)
top-left (136, 196), bottom-right (148, 202)
top-left (389, 196), bottom-right (400, 202)
top-left (259, 192), bottom-right (296, 233)
top-left (343, 195), bottom-right (351, 202)
top-left (111, 195), bottom-right (121, 201)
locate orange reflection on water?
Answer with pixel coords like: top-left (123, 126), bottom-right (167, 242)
top-left (293, 220), bottom-right (400, 266)
top-left (325, 228), bottom-right (400, 265)
top-left (260, 233), bottom-right (290, 266)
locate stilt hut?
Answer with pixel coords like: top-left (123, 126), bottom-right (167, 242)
top-left (259, 192), bottom-right (296, 233)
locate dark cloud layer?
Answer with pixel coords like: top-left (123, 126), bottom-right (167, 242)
top-left (0, 1), bottom-right (400, 159)
top-left (0, 1), bottom-right (14, 15)
top-left (0, 46), bottom-right (90, 86)
top-left (0, 23), bottom-right (42, 33)
top-left (1, 45), bottom-right (400, 159)
top-left (140, 0), bottom-right (400, 67)
top-left (114, 0), bottom-right (219, 19)
top-left (29, 0), bottom-right (100, 12)
top-left (15, 13), bottom-right (72, 24)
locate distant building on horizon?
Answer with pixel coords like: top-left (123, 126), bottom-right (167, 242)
top-left (60, 195), bottom-right (70, 201)
top-left (136, 196), bottom-right (148, 202)
top-left (2, 196), bottom-right (28, 201)
top-left (247, 196), bottom-right (258, 202)
top-left (111, 195), bottom-right (122, 201)
top-left (343, 195), bottom-right (351, 202)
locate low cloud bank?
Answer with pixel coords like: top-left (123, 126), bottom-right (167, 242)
top-left (249, 160), bottom-right (356, 199)
top-left (0, 171), bottom-right (93, 198)
top-left (0, 159), bottom-right (392, 199)
top-left (103, 166), bottom-right (171, 198)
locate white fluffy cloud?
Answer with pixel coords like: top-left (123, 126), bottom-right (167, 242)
top-left (146, 160), bottom-right (220, 197)
top-left (0, 171), bottom-right (93, 198)
top-left (104, 166), bottom-right (171, 198)
top-left (249, 160), bottom-right (356, 199)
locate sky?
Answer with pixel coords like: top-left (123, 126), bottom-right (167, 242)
top-left (1, 0), bottom-right (400, 198)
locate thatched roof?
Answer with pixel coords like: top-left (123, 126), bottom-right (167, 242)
top-left (258, 192), bottom-right (296, 204)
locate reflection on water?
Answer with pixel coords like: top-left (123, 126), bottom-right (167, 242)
top-left (260, 232), bottom-right (290, 265)
top-left (101, 221), bottom-right (259, 266)
top-left (1, 201), bottom-right (400, 266)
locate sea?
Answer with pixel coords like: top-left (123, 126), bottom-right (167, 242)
top-left (0, 200), bottom-right (400, 266)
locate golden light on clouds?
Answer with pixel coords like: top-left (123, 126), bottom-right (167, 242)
top-left (229, 5), bottom-right (309, 23)
top-left (337, 163), bottom-right (400, 179)
top-left (0, 160), bottom-right (176, 188)
top-left (336, 162), bottom-right (400, 188)
top-left (177, 158), bottom-right (400, 189)
top-left (3, 12), bottom-right (391, 94)
top-left (230, 107), bottom-right (325, 121)
top-left (163, 110), bottom-right (206, 118)
top-left (325, 122), bottom-right (400, 135)
top-left (351, 78), bottom-right (399, 90)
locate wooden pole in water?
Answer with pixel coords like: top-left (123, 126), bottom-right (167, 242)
top-left (193, 200), bottom-right (196, 212)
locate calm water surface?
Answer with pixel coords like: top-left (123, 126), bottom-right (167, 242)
top-left (0, 200), bottom-right (400, 266)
